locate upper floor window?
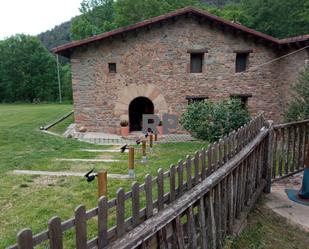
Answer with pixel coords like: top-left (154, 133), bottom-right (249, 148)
top-left (235, 53), bottom-right (249, 73)
top-left (108, 63), bottom-right (117, 73)
top-left (190, 53), bottom-right (204, 73)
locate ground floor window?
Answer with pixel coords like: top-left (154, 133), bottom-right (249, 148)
top-left (186, 95), bottom-right (208, 104)
top-left (230, 93), bottom-right (252, 108)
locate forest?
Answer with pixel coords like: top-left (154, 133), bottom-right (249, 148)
top-left (0, 0), bottom-right (308, 103)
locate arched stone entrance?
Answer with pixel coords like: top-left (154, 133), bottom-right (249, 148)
top-left (114, 84), bottom-right (169, 130)
top-left (129, 97), bottom-right (154, 131)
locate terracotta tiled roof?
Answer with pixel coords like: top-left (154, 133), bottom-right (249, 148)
top-left (52, 6), bottom-right (309, 57)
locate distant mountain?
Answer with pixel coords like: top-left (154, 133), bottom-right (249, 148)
top-left (38, 21), bottom-right (72, 51)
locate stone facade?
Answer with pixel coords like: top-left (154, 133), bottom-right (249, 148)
top-left (69, 15), bottom-right (308, 134)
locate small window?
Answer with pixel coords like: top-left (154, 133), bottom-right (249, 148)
top-left (230, 94), bottom-right (252, 108)
top-left (236, 53), bottom-right (248, 73)
top-left (186, 95), bottom-right (208, 104)
top-left (190, 53), bottom-right (204, 73)
top-left (108, 63), bottom-right (116, 73)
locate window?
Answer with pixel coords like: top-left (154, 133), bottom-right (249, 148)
top-left (230, 94), bottom-right (252, 108)
top-left (190, 53), bottom-right (204, 73)
top-left (186, 95), bottom-right (208, 104)
top-left (108, 63), bottom-right (117, 73)
top-left (236, 53), bottom-right (248, 73)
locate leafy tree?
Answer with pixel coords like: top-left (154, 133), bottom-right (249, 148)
top-left (284, 67), bottom-right (309, 122)
top-left (0, 34), bottom-right (64, 102)
top-left (71, 0), bottom-right (117, 40)
top-left (220, 3), bottom-right (253, 27)
top-left (180, 99), bottom-right (250, 141)
top-left (240, 0), bottom-right (309, 38)
top-left (71, 0), bottom-right (210, 40)
top-left (70, 0), bottom-right (309, 41)
top-left (114, 0), bottom-right (202, 27)
top-left (38, 21), bottom-right (72, 51)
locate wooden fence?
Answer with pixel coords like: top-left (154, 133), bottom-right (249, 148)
top-left (271, 119), bottom-right (309, 181)
top-left (7, 115), bottom-right (307, 249)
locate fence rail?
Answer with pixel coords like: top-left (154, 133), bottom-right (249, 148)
top-left (271, 119), bottom-right (309, 181)
top-left (8, 114), bottom-right (307, 249)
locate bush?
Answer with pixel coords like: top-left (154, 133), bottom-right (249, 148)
top-left (284, 67), bottom-right (309, 122)
top-left (180, 99), bottom-right (250, 142)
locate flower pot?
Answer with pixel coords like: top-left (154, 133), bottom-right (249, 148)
top-left (157, 126), bottom-right (164, 135)
top-left (120, 126), bottom-right (129, 137)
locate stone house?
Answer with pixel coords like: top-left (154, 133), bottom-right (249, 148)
top-left (53, 7), bottom-right (309, 134)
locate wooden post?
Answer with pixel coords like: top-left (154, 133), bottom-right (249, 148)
top-left (149, 134), bottom-right (153, 152)
top-left (304, 141), bottom-right (309, 169)
top-left (154, 133), bottom-right (158, 141)
top-left (128, 147), bottom-right (135, 178)
top-left (264, 120), bottom-right (274, 193)
top-left (141, 140), bottom-right (147, 164)
top-left (98, 171), bottom-right (107, 198)
top-left (142, 140), bottom-right (146, 156)
top-left (17, 229), bottom-right (34, 249)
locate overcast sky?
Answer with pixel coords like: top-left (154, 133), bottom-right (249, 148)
top-left (0, 0), bottom-right (82, 40)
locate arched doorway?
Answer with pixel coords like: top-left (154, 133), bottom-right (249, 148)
top-left (129, 97), bottom-right (154, 131)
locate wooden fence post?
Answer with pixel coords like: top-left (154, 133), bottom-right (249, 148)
top-left (17, 228), bottom-right (33, 249)
top-left (141, 140), bottom-right (147, 164)
top-left (75, 205), bottom-right (87, 249)
top-left (264, 120), bottom-right (274, 193)
top-left (98, 196), bottom-right (108, 248)
top-left (128, 147), bottom-right (135, 178)
top-left (149, 134), bottom-right (153, 153)
top-left (98, 171), bottom-right (107, 198)
top-left (48, 216), bottom-right (63, 249)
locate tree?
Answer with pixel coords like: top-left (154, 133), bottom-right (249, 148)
top-left (240, 0), bottom-right (309, 38)
top-left (38, 21), bottom-right (72, 51)
top-left (284, 67), bottom-right (309, 122)
top-left (71, 0), bottom-right (208, 40)
top-left (0, 35), bottom-right (60, 102)
top-left (220, 3), bottom-right (253, 27)
top-left (114, 0), bottom-right (202, 27)
top-left (71, 0), bottom-right (117, 40)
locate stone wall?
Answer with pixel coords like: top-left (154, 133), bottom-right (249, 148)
top-left (70, 16), bottom-right (306, 134)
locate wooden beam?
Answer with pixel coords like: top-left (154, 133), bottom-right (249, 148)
top-left (187, 48), bottom-right (208, 53)
top-left (233, 49), bottom-right (253, 54)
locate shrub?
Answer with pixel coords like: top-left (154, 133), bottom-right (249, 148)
top-left (180, 99), bottom-right (250, 142)
top-left (284, 67), bottom-right (309, 122)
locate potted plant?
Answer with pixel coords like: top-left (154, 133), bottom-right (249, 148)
top-left (157, 121), bottom-right (164, 135)
top-left (120, 120), bottom-right (129, 137)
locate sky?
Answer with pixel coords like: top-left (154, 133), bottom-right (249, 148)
top-left (0, 0), bottom-right (82, 40)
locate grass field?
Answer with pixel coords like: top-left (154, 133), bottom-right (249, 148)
top-left (1, 104), bottom-right (308, 248)
top-left (0, 104), bottom-right (208, 248)
top-left (230, 199), bottom-right (309, 249)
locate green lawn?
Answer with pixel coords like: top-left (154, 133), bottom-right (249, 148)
top-left (0, 104), bottom-right (208, 248)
